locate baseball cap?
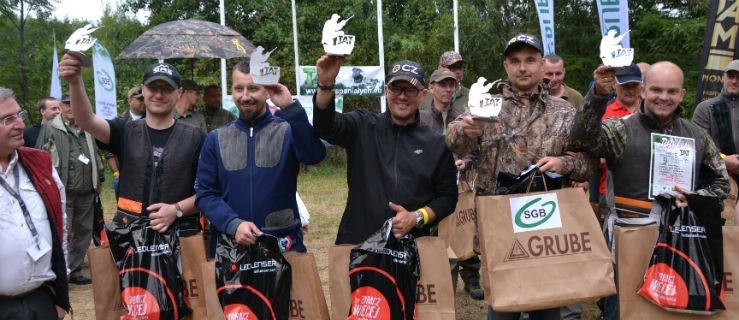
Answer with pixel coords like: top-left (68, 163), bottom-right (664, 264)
top-left (127, 87), bottom-right (142, 99)
top-left (142, 62), bottom-right (181, 88)
top-left (429, 68), bottom-right (457, 84)
top-left (503, 33), bottom-right (544, 57)
top-left (439, 51), bottom-right (465, 67)
top-left (181, 79), bottom-right (203, 91)
top-left (60, 93), bottom-right (70, 103)
top-left (387, 60), bottom-right (426, 89)
top-left (726, 60), bottom-right (739, 73)
top-left (615, 63), bottom-right (642, 84)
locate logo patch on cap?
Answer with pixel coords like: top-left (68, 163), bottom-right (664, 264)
top-left (153, 64), bottom-right (173, 75)
top-left (392, 65), bottom-right (401, 73)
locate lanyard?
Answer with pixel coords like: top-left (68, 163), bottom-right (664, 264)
top-left (0, 164), bottom-right (40, 244)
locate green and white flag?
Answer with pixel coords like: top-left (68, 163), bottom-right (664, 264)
top-left (92, 42), bottom-right (117, 119)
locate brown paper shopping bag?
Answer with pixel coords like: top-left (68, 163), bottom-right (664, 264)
top-left (616, 226), bottom-right (739, 319)
top-left (477, 188), bottom-right (616, 312)
top-left (283, 251), bottom-right (330, 320)
top-left (201, 260), bottom-right (225, 319)
top-left (416, 236), bottom-right (456, 320)
top-left (328, 244), bottom-right (354, 320)
top-left (179, 234), bottom-right (207, 320)
top-left (87, 246), bottom-right (127, 320)
top-left (438, 181), bottom-right (477, 260)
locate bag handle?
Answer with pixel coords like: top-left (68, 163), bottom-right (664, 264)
top-left (524, 167), bottom-right (549, 193)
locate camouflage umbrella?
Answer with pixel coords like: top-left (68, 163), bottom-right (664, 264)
top-left (118, 19), bottom-right (255, 59)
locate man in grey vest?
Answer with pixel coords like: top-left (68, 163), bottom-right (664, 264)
top-left (693, 59), bottom-right (739, 222)
top-left (570, 61), bottom-right (730, 320)
top-left (36, 93), bottom-right (104, 285)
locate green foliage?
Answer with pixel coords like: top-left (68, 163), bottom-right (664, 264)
top-left (0, 0), bottom-right (715, 121)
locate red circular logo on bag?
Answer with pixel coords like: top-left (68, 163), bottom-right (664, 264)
top-left (224, 304), bottom-right (258, 320)
top-left (348, 286), bottom-right (391, 320)
top-left (641, 262), bottom-right (689, 308)
top-left (121, 286), bottom-right (160, 318)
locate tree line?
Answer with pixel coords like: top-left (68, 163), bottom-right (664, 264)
top-left (1, 0), bottom-right (709, 123)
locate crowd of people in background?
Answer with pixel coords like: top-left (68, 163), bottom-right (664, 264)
top-left (2, 28), bottom-right (737, 320)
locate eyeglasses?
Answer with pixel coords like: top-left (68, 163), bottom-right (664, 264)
top-left (145, 84), bottom-right (177, 94)
top-left (387, 86), bottom-right (420, 97)
top-left (0, 110), bottom-right (27, 126)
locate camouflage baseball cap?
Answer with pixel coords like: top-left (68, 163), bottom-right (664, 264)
top-left (127, 87), bottom-right (142, 99)
top-left (429, 68), bottom-right (457, 84)
top-left (439, 51), bottom-right (465, 67)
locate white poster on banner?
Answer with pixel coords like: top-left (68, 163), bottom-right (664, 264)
top-left (596, 0), bottom-right (630, 48)
top-left (92, 42), bottom-right (117, 120)
top-left (534, 0), bottom-right (555, 55)
top-left (298, 66), bottom-right (384, 96)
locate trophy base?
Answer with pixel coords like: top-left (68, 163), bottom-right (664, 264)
top-left (68, 51), bottom-right (93, 67)
top-left (324, 35), bottom-right (355, 56)
top-left (602, 48), bottom-right (634, 67)
top-left (251, 64), bottom-right (281, 86)
top-left (471, 116), bottom-right (497, 122)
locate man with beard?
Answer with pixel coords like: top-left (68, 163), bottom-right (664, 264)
top-left (447, 33), bottom-right (595, 320)
top-left (195, 61), bottom-right (325, 252)
top-left (202, 84), bottom-right (236, 132)
top-left (313, 55), bottom-right (458, 244)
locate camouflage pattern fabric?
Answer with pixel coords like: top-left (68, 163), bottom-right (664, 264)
top-left (447, 81), bottom-right (595, 196)
top-left (118, 19), bottom-right (255, 60)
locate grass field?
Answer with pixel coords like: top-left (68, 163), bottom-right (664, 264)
top-left (69, 161), bottom-right (601, 319)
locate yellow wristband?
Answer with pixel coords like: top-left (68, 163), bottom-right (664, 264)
top-left (113, 171), bottom-right (120, 178)
top-left (418, 208), bottom-right (429, 225)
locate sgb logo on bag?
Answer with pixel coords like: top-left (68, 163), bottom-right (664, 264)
top-left (509, 193), bottom-right (563, 233)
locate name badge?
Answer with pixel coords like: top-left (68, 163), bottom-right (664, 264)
top-left (27, 237), bottom-right (51, 261)
top-left (78, 154), bottom-right (90, 165)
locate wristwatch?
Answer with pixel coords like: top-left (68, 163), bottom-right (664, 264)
top-left (317, 82), bottom-right (335, 91)
top-left (414, 210), bottom-right (425, 228)
top-left (175, 203), bottom-right (184, 218)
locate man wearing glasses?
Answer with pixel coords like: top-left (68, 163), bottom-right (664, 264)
top-left (58, 56), bottom-right (205, 235)
top-left (420, 51), bottom-right (470, 113)
top-left (0, 87), bottom-right (69, 319)
top-left (313, 56), bottom-right (458, 245)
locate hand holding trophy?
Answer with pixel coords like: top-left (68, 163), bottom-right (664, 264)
top-left (322, 13), bottom-right (356, 56)
top-left (65, 24), bottom-right (99, 67)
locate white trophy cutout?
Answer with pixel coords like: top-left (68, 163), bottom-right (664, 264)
top-left (65, 24), bottom-right (99, 67)
top-left (599, 29), bottom-right (634, 67)
top-left (322, 13), bottom-right (356, 56)
top-left (468, 77), bottom-right (502, 120)
top-left (250, 46), bottom-right (280, 86)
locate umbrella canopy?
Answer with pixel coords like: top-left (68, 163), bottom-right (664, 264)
top-left (118, 19), bottom-right (255, 60)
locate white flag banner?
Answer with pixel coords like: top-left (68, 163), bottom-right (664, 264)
top-left (92, 42), bottom-right (117, 120)
top-left (596, 0), bottom-right (630, 48)
top-left (50, 45), bottom-right (62, 99)
top-left (534, 0), bottom-right (555, 55)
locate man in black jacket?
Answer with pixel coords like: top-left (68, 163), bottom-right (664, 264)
top-left (313, 55), bottom-right (458, 244)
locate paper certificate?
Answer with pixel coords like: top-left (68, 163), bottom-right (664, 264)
top-left (648, 133), bottom-right (695, 199)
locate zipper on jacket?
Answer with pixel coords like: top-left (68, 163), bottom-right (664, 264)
top-left (250, 127), bottom-right (253, 137)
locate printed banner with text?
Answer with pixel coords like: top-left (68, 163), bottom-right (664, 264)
top-left (92, 42), bottom-right (117, 120)
top-left (534, 0), bottom-right (555, 55)
top-left (298, 66), bottom-right (384, 96)
top-left (696, 0), bottom-right (739, 104)
top-left (596, 0), bottom-right (630, 48)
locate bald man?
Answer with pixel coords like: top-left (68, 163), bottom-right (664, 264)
top-left (570, 61), bottom-right (729, 320)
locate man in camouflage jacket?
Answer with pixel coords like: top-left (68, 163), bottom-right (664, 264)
top-left (447, 33), bottom-right (595, 320)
